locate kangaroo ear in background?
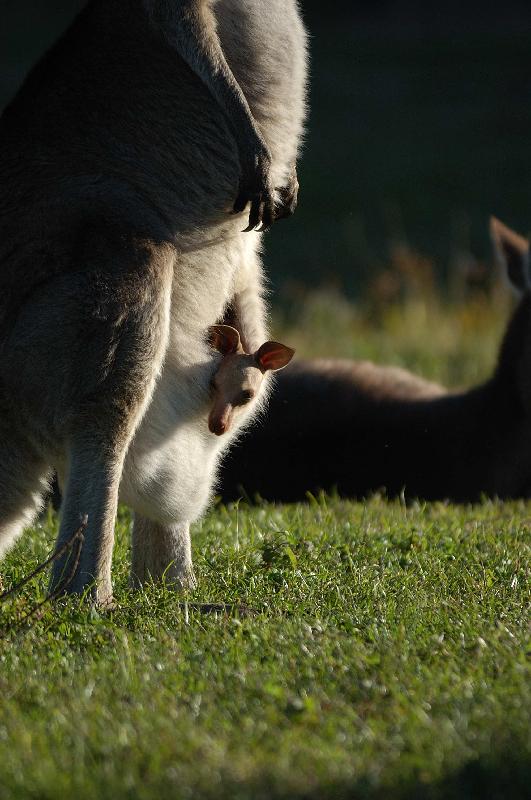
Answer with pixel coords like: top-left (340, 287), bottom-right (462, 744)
top-left (490, 216), bottom-right (530, 294)
top-left (255, 342), bottom-right (295, 372)
top-left (208, 324), bottom-right (241, 355)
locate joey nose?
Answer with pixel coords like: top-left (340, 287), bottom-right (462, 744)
top-left (209, 419), bottom-right (226, 436)
top-left (208, 415), bottom-right (225, 436)
top-left (209, 406), bottom-right (232, 436)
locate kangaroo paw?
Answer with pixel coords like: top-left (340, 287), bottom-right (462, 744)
top-left (233, 141), bottom-right (275, 232)
top-left (275, 167), bottom-right (299, 221)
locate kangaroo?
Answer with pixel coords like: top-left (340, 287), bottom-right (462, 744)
top-left (0, 1), bottom-right (308, 603)
top-left (218, 219), bottom-right (531, 504)
top-left (207, 324), bottom-right (294, 436)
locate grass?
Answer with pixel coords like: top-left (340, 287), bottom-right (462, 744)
top-left (275, 287), bottom-right (509, 388)
top-left (0, 499), bottom-right (529, 799)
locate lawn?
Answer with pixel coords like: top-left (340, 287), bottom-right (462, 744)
top-left (1, 5), bottom-right (530, 797)
top-left (0, 298), bottom-right (529, 800)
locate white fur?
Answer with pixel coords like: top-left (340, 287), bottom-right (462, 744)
top-left (121, 223), bottom-right (266, 520)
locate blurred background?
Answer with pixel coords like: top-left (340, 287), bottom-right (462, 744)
top-left (3, 0), bottom-right (531, 384)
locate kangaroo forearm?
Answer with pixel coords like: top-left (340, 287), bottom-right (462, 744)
top-left (144, 1), bottom-right (266, 155)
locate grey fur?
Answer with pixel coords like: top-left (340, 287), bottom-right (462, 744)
top-left (0, 0), bottom-right (308, 604)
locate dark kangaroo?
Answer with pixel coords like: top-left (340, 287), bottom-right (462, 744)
top-left (0, 1), bottom-right (308, 603)
top-left (218, 219), bottom-right (531, 504)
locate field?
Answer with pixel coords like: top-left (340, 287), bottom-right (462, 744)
top-left (0, 295), bottom-right (529, 800)
top-left (1, 6), bottom-right (530, 795)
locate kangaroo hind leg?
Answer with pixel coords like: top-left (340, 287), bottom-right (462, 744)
top-left (50, 437), bottom-right (127, 605)
top-left (48, 238), bottom-right (174, 605)
top-left (131, 515), bottom-right (196, 591)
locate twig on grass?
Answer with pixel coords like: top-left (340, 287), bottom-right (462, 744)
top-left (0, 517), bottom-right (87, 635)
top-left (177, 602), bottom-right (259, 619)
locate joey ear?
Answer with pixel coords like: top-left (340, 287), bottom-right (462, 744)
top-left (208, 324), bottom-right (241, 355)
top-left (255, 341), bottom-right (295, 372)
top-left (490, 216), bottom-right (530, 293)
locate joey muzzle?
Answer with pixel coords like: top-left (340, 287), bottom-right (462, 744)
top-left (208, 403), bottom-right (234, 436)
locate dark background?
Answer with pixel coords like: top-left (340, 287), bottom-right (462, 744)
top-left (2, 0), bottom-right (531, 298)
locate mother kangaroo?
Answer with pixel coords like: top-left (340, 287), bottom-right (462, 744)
top-left (0, 1), bottom-right (308, 604)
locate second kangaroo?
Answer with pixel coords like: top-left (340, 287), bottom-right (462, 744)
top-left (219, 219), bottom-right (531, 504)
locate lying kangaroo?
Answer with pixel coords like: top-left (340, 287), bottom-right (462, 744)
top-left (207, 324), bottom-right (294, 436)
top-left (0, 1), bottom-right (308, 603)
top-left (218, 219), bottom-right (531, 504)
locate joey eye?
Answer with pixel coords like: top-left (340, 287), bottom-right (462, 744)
top-left (237, 389), bottom-right (255, 405)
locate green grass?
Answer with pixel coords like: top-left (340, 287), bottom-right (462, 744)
top-left (0, 499), bottom-right (529, 800)
top-left (275, 289), bottom-right (509, 387)
top-left (0, 298), bottom-right (529, 799)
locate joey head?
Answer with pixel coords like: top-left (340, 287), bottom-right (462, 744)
top-left (208, 324), bottom-right (294, 436)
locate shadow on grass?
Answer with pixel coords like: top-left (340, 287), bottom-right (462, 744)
top-left (205, 748), bottom-right (531, 800)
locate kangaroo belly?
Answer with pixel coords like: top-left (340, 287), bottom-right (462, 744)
top-left (120, 421), bottom-right (220, 526)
